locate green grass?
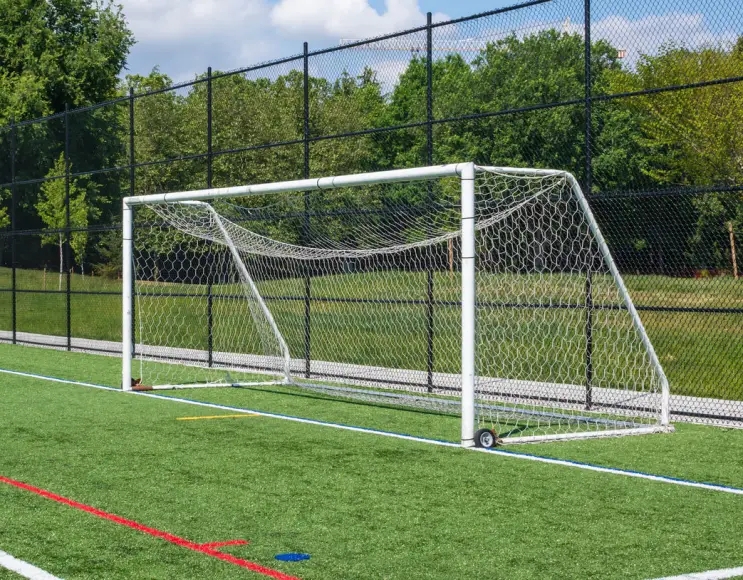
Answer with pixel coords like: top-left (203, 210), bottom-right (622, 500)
top-left (1, 343), bottom-right (743, 579)
top-left (1, 267), bottom-right (742, 400)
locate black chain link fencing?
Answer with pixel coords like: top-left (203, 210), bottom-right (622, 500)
top-left (0, 0), bottom-right (741, 424)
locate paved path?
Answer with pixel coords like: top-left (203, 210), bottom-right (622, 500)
top-left (1, 330), bottom-right (740, 427)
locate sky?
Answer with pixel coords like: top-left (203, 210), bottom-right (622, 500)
top-left (121, 0), bottom-right (514, 81)
top-left (119, 0), bottom-right (741, 83)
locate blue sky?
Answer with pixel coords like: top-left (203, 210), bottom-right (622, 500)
top-left (120, 0), bottom-right (740, 83)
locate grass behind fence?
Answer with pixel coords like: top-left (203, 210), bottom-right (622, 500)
top-left (0, 267), bottom-right (741, 400)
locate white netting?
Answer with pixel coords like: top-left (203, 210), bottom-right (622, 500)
top-left (131, 167), bottom-right (666, 441)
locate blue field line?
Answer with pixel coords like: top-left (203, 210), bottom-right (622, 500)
top-left (2, 366), bottom-right (743, 496)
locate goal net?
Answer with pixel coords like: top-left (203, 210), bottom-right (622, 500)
top-left (122, 164), bottom-right (671, 445)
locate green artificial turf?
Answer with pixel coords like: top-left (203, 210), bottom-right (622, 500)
top-left (1, 343), bottom-right (742, 579)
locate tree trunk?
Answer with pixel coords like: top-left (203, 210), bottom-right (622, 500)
top-left (730, 222), bottom-right (739, 280)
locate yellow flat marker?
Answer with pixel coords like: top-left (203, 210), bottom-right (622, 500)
top-left (176, 414), bottom-right (259, 421)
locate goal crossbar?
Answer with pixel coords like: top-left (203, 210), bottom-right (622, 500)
top-left (123, 163), bottom-right (473, 207)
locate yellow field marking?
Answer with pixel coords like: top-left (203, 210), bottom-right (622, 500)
top-left (176, 414), bottom-right (259, 421)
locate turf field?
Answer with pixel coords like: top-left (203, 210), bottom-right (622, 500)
top-left (1, 342), bottom-right (742, 579)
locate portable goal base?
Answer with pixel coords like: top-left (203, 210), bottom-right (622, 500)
top-left (122, 163), bottom-right (672, 446)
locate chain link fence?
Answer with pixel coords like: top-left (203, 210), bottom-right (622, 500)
top-left (0, 0), bottom-right (741, 426)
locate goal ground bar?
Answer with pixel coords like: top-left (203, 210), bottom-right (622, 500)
top-left (291, 380), bottom-right (645, 428)
top-left (132, 380), bottom-right (284, 391)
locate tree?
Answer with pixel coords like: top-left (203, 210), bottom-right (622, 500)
top-left (0, 189), bottom-right (9, 230)
top-left (310, 67), bottom-right (386, 175)
top-left (609, 39), bottom-right (743, 271)
top-left (465, 31), bottom-right (622, 178)
top-left (92, 229), bottom-right (121, 279)
top-left (375, 55), bottom-right (471, 170)
top-left (0, 0), bottom-right (133, 124)
top-left (611, 43), bottom-right (743, 188)
top-left (0, 0), bottom-right (133, 240)
top-left (125, 69), bottom-right (199, 196)
top-left (36, 154), bottom-right (99, 287)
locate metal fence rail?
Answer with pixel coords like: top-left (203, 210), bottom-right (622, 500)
top-left (0, 0), bottom-right (741, 425)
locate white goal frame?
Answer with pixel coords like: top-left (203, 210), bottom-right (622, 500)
top-left (122, 163), bottom-right (671, 447)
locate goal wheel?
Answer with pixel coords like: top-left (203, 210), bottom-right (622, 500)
top-left (474, 428), bottom-right (498, 449)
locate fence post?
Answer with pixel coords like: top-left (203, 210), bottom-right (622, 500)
top-left (207, 66), bottom-right (214, 367)
top-left (64, 104), bottom-right (72, 351)
top-left (425, 11), bottom-right (435, 393)
top-left (584, 0), bottom-right (594, 407)
top-left (129, 88), bottom-right (136, 358)
top-left (10, 116), bottom-right (17, 345)
top-left (585, 270), bottom-right (593, 409)
top-left (303, 41), bottom-right (312, 379)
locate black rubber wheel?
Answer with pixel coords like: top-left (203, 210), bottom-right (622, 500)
top-left (474, 428), bottom-right (497, 449)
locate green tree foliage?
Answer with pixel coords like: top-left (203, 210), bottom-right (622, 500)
top-left (611, 43), bottom-right (743, 187)
top-left (179, 66), bottom-right (387, 245)
top-left (118, 30), bottom-right (739, 274)
top-left (126, 70), bottom-right (200, 196)
top-left (0, 0), bottom-right (133, 240)
top-left (0, 188), bottom-right (9, 229)
top-left (310, 68), bottom-right (386, 175)
top-left (5, 14), bottom-right (742, 277)
top-left (36, 154), bottom-right (100, 284)
top-left (210, 69), bottom-right (305, 187)
top-left (0, 0), bottom-right (133, 123)
top-left (377, 31), bottom-right (623, 190)
top-left (609, 39), bottom-right (743, 271)
top-left (465, 31), bottom-right (620, 176)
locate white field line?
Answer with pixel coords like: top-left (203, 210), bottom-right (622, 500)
top-left (650, 566), bottom-right (743, 579)
top-left (2, 367), bottom-right (743, 497)
top-left (0, 549), bottom-right (62, 580)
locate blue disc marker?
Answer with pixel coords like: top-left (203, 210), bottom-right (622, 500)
top-left (275, 553), bottom-right (310, 562)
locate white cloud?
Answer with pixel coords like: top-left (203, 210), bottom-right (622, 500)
top-left (456, 11), bottom-right (738, 67)
top-left (124, 0), bottom-right (269, 42)
top-left (121, 0), bottom-right (447, 82)
top-left (122, 0), bottom-right (281, 81)
top-left (502, 13), bottom-right (735, 59)
top-left (125, 0), bottom-right (266, 43)
top-left (270, 0), bottom-right (447, 40)
top-left (590, 13), bottom-right (738, 62)
top-left (121, 0), bottom-right (737, 85)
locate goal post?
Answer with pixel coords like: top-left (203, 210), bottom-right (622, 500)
top-left (122, 163), bottom-right (672, 446)
top-left (460, 162), bottom-right (476, 447)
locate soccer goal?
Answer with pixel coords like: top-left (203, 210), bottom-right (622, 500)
top-left (121, 163), bottom-right (672, 446)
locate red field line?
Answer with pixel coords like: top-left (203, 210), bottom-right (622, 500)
top-left (0, 476), bottom-right (301, 580)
